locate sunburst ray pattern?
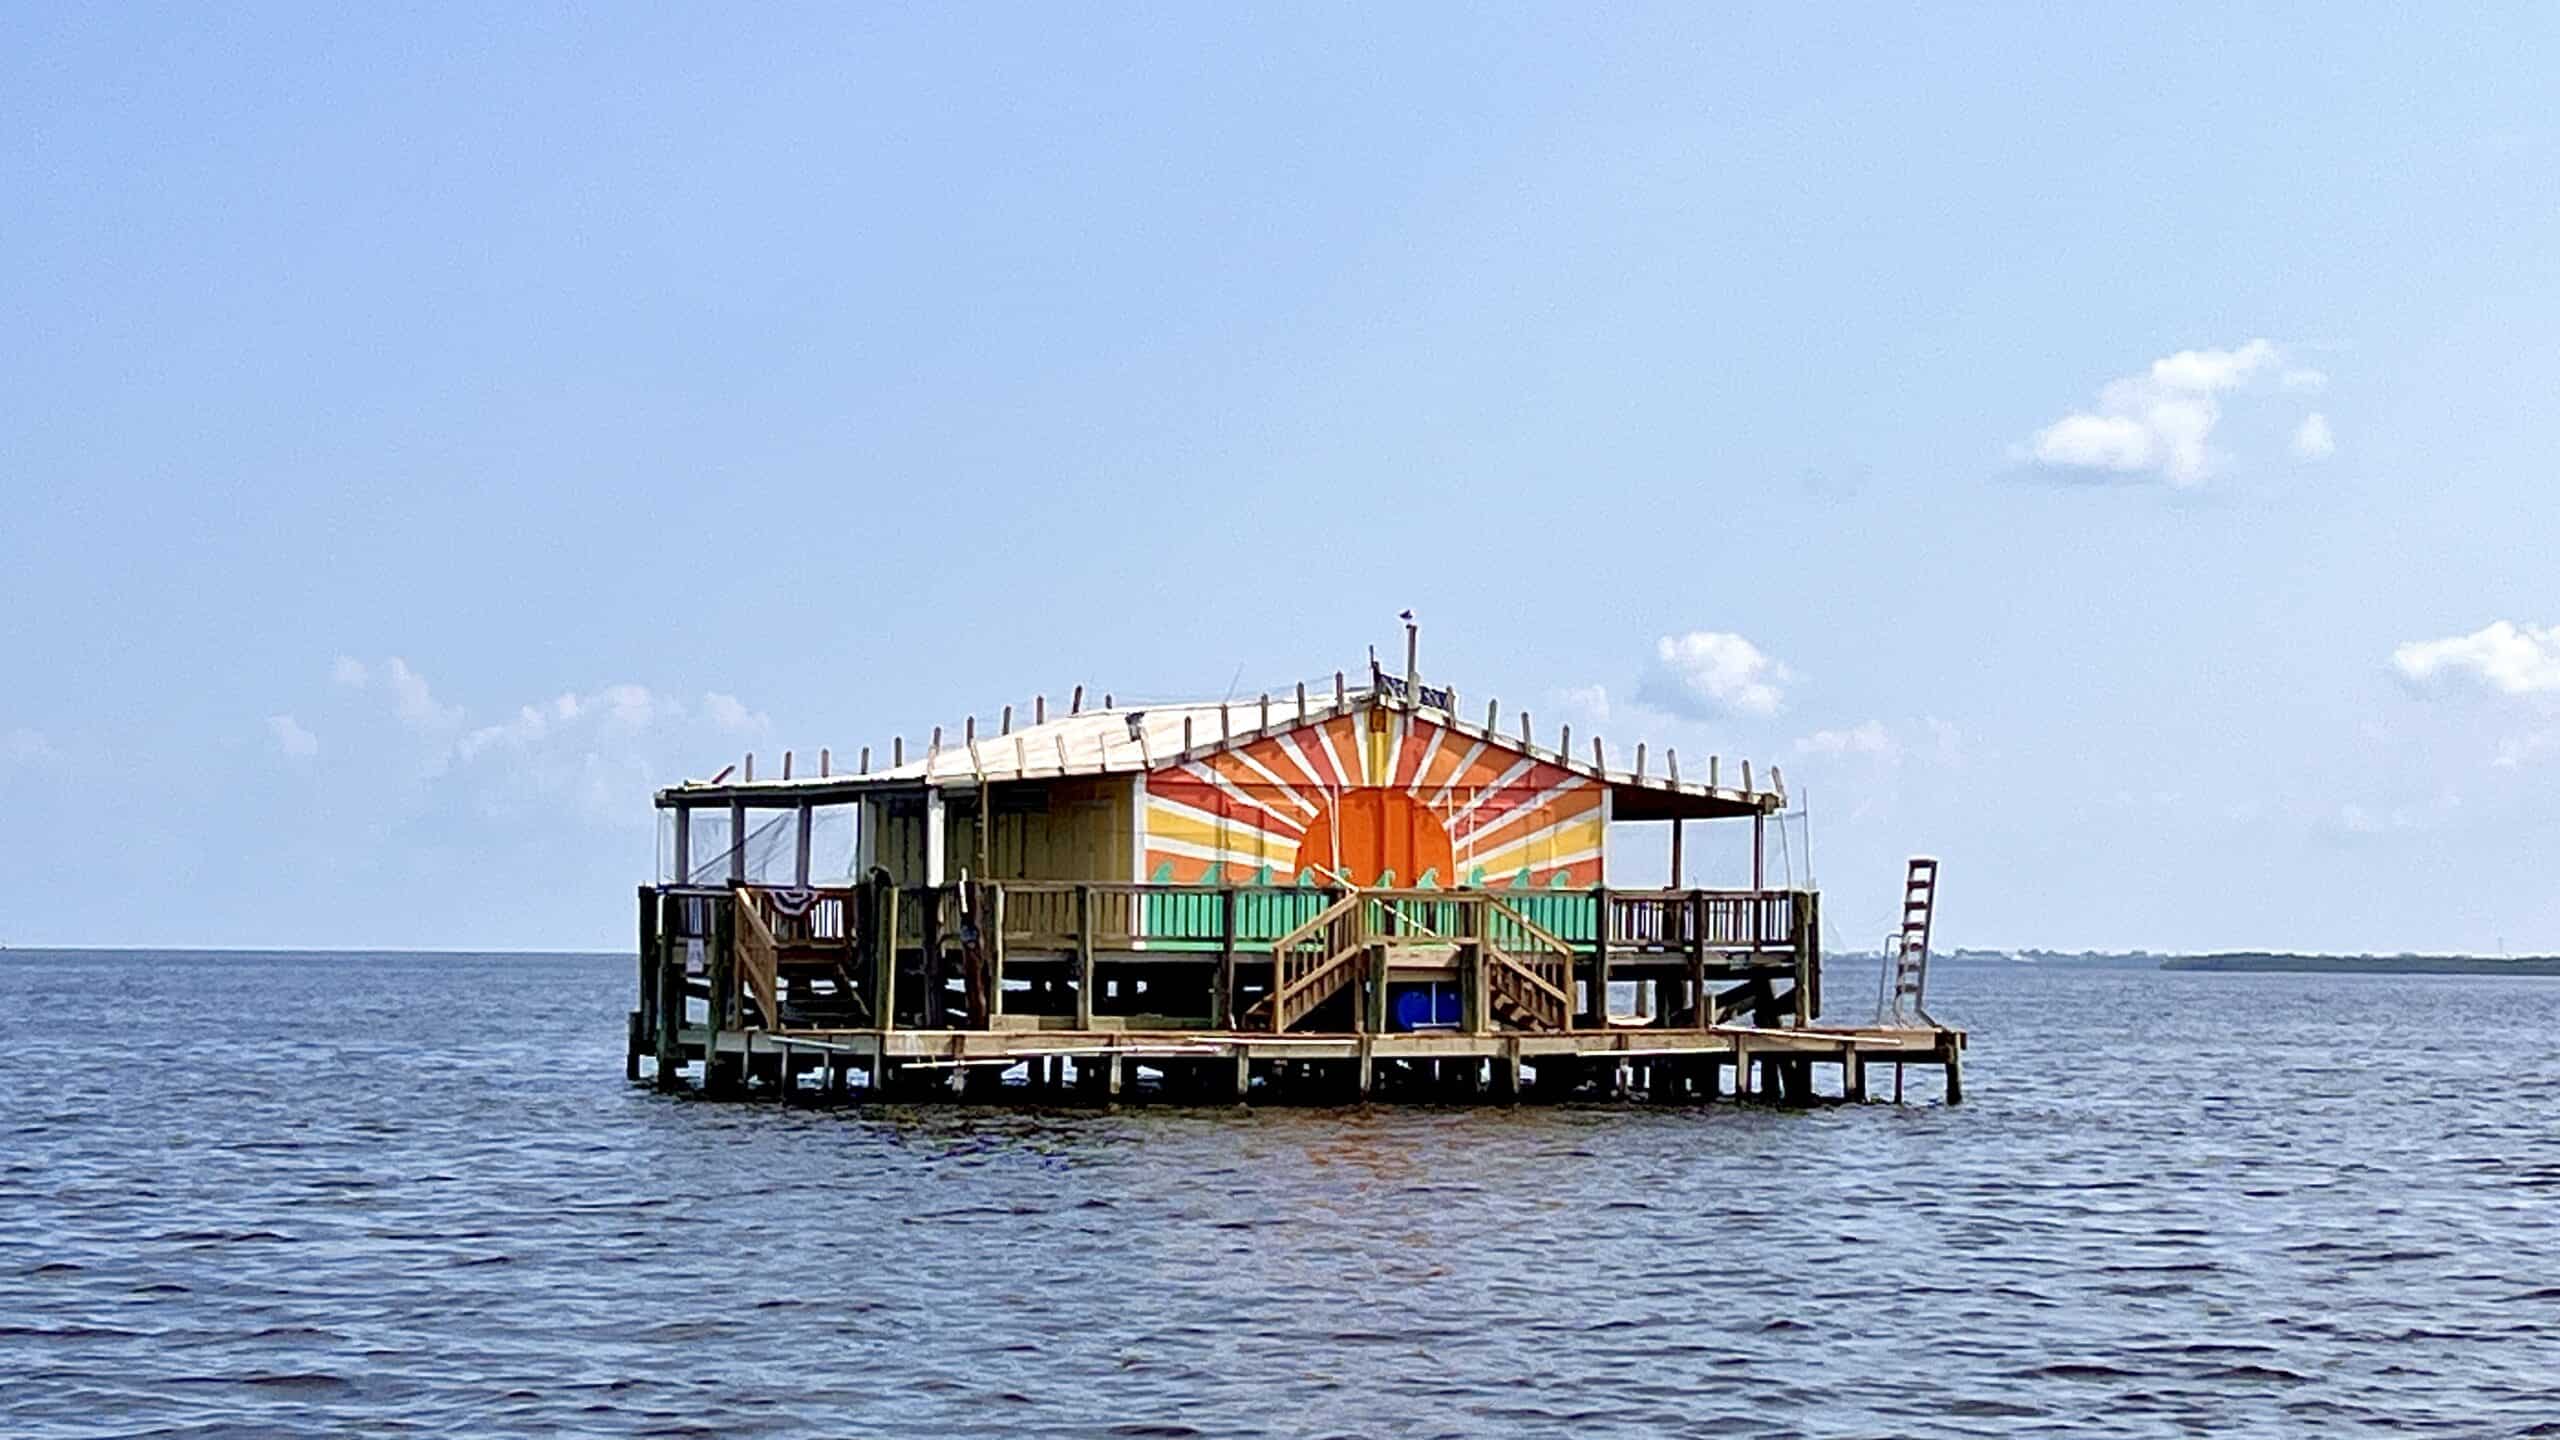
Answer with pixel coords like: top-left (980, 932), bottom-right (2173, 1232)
top-left (1142, 713), bottom-right (1603, 887)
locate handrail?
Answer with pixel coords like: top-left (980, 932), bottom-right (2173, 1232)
top-left (1483, 942), bottom-right (1570, 1005)
top-left (1482, 895), bottom-right (1578, 959)
top-left (730, 887), bottom-right (781, 1028)
top-left (1270, 890), bottom-right (1362, 956)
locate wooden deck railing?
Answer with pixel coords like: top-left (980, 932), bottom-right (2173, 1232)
top-left (655, 879), bottom-right (1815, 1037)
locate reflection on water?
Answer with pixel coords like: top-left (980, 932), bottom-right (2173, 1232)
top-left (4, 952), bottom-right (2558, 1437)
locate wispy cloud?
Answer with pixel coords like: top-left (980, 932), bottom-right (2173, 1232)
top-left (2392, 620), bottom-right (2560, 696)
top-left (1645, 631), bottom-right (1792, 718)
top-left (2024, 338), bottom-right (2330, 487)
top-left (266, 713), bottom-right (319, 757)
top-left (331, 655), bottom-right (463, 729)
top-left (2327, 790), bottom-right (2462, 839)
top-left (1793, 719), bottom-right (1898, 761)
top-left (1551, 683), bottom-right (1612, 725)
top-left (4, 727), bottom-right (57, 766)
top-left (703, 692), bottom-right (769, 736)
top-left (2289, 412), bottom-right (2336, 461)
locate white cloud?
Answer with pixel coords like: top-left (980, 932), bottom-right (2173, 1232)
top-left (2392, 621), bottom-right (2560, 696)
top-left (1552, 683), bottom-right (1612, 724)
top-left (456, 683), bottom-right (682, 762)
top-left (2025, 338), bottom-right (2296, 487)
top-left (2289, 412), bottom-right (2336, 461)
top-left (2494, 729), bottom-right (2560, 769)
top-left (2146, 338), bottom-right (2278, 393)
top-left (332, 656), bottom-right (369, 688)
top-left (385, 658), bottom-right (462, 730)
top-left (703, 692), bottom-right (769, 735)
top-left (2331, 790), bottom-right (2461, 838)
top-left (266, 714), bottom-right (319, 757)
top-left (1650, 631), bottom-right (1792, 717)
top-left (1793, 719), bottom-right (1898, 761)
top-left (5, 727), bottom-right (57, 766)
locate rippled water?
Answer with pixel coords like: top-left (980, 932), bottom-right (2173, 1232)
top-left (6, 951), bottom-right (2559, 1437)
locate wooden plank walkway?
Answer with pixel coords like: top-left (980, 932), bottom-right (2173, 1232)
top-left (647, 1021), bottom-right (1967, 1106)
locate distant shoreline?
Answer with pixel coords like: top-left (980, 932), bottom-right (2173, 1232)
top-left (2158, 953), bottom-right (2560, 976)
top-left (1929, 950), bottom-right (2560, 977)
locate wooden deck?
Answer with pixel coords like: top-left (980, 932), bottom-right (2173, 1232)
top-left (643, 1022), bottom-right (1966, 1105)
top-left (628, 880), bottom-right (1967, 1105)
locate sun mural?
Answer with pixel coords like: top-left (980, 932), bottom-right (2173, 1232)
top-left (1141, 710), bottom-right (1604, 888)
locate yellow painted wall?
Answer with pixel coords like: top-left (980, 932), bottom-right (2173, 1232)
top-left (871, 777), bottom-right (1136, 884)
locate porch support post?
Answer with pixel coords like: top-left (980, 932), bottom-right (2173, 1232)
top-left (793, 801), bottom-right (813, 887)
top-left (728, 799), bottom-right (746, 884)
top-left (671, 804), bottom-right (692, 884)
top-left (1670, 818), bottom-right (1684, 889)
top-left (1752, 811), bottom-right (1765, 890)
top-left (923, 787), bottom-right (947, 886)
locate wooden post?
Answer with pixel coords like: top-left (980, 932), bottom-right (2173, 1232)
top-left (1842, 1044), bottom-right (1867, 1102)
top-left (793, 802), bottom-right (813, 887)
top-left (1795, 891), bottom-right (1821, 1026)
top-left (1071, 684), bottom-right (1085, 714)
top-left (670, 805), bottom-right (691, 884)
top-left (1686, 889), bottom-right (1706, 1030)
top-left (727, 799), bottom-right (746, 884)
top-left (1214, 888), bottom-right (1238, 1029)
top-left (634, 886), bottom-right (657, 1076)
top-left (1356, 1038), bottom-right (1374, 1100)
top-left (1752, 811), bottom-right (1766, 890)
top-left (1074, 884), bottom-right (1096, 1030)
top-left (1465, 899), bottom-right (1488, 1035)
top-left (1670, 819), bottom-right (1684, 889)
top-left (1587, 885), bottom-right (1611, 1028)
top-left (918, 886), bottom-right (944, 1029)
top-left (1731, 1033), bottom-right (1751, 1102)
top-left (653, 896), bottom-right (684, 1090)
top-left (707, 896), bottom-right (735, 1089)
top-left (1942, 1037), bottom-right (1965, 1105)
top-left (1105, 1051), bottom-right (1124, 1102)
top-left (923, 787), bottom-right (947, 886)
top-left (1232, 1048), bottom-right (1251, 1104)
top-left (871, 877), bottom-right (900, 1033)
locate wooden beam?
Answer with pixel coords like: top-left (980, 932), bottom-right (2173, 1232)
top-left (1074, 884), bottom-right (1096, 1030)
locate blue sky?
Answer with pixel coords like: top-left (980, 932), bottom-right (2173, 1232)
top-left (5, 5), bottom-right (2557, 953)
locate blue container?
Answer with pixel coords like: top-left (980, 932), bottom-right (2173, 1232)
top-left (1390, 983), bottom-right (1462, 1031)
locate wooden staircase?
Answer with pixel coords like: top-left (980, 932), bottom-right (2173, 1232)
top-left (1246, 892), bottom-right (1366, 1032)
top-left (1481, 896), bottom-right (1573, 1031)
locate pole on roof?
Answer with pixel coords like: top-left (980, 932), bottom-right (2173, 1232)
top-left (1071, 685), bottom-right (1084, 715)
top-left (1402, 612), bottom-right (1419, 736)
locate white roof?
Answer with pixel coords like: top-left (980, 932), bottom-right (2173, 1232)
top-left (659, 689), bottom-right (1784, 814)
